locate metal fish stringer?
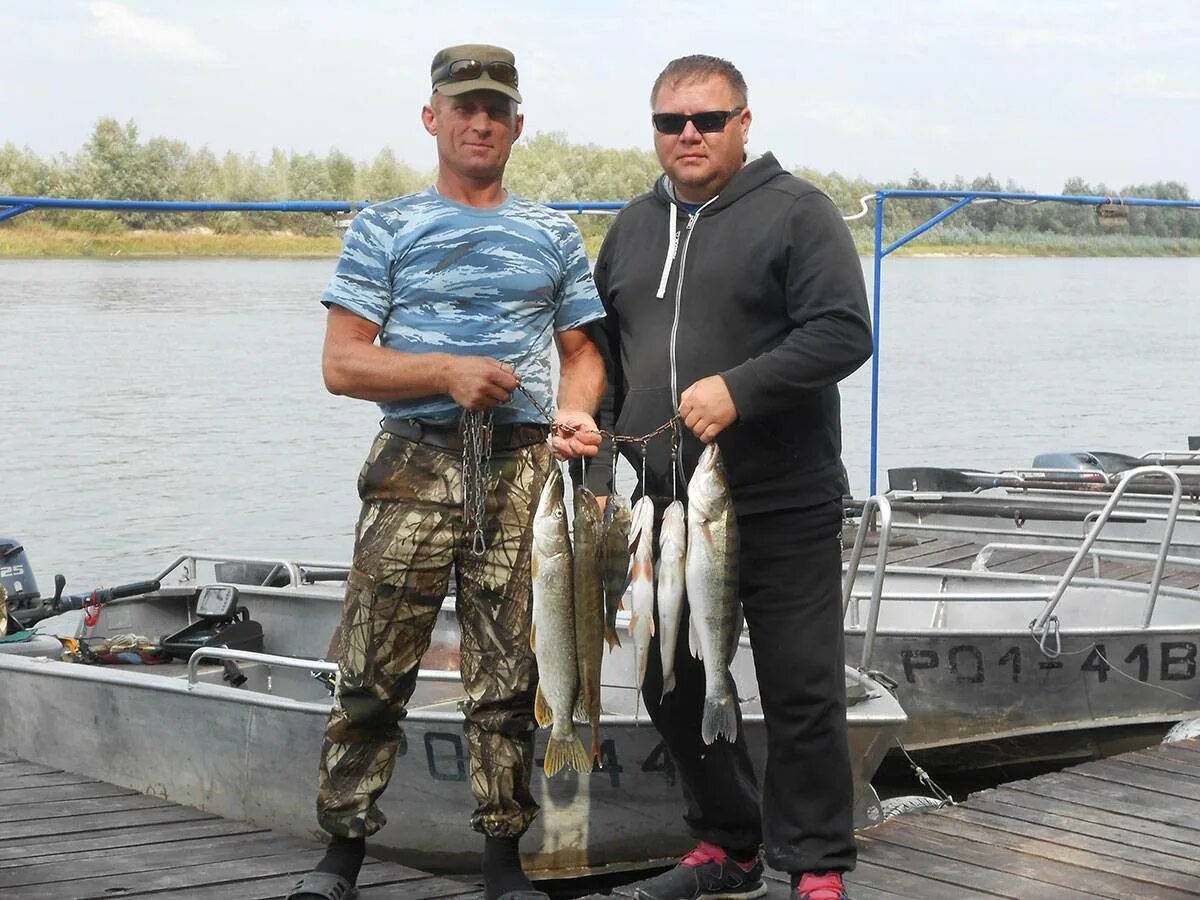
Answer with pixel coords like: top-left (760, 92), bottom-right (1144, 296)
top-left (461, 408), bottom-right (495, 556)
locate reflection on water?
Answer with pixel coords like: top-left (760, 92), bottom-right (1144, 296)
top-left (3, 257), bottom-right (1198, 587)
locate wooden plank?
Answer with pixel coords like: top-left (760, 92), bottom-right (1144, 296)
top-left (0, 803), bottom-right (216, 841)
top-left (862, 822), bottom-right (1163, 900)
top-left (1000, 771), bottom-right (1200, 829)
top-left (857, 831), bottom-right (1086, 899)
top-left (0, 761), bottom-right (61, 778)
top-left (3, 832), bottom-right (308, 888)
top-left (1071, 758), bottom-right (1200, 802)
top-left (0, 818), bottom-right (267, 866)
top-left (984, 785), bottom-right (1200, 847)
top-left (962, 793), bottom-right (1200, 862)
top-left (0, 780), bottom-right (137, 804)
top-left (46, 859), bottom-right (476, 900)
top-left (844, 855), bottom-right (1003, 900)
top-left (0, 771), bottom-right (102, 791)
top-left (907, 808), bottom-right (1200, 894)
top-left (0, 792), bottom-right (176, 824)
top-left (1156, 741), bottom-right (1200, 764)
top-left (1114, 750), bottom-right (1200, 780)
top-left (3, 847), bottom-right (325, 899)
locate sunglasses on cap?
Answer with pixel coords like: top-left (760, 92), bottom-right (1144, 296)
top-left (651, 107), bottom-right (743, 135)
top-left (432, 58), bottom-right (519, 89)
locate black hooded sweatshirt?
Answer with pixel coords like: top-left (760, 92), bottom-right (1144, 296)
top-left (583, 152), bottom-right (872, 514)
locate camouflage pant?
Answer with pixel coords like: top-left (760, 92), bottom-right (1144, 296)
top-left (316, 429), bottom-right (553, 840)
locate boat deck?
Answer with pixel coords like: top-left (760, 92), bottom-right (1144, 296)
top-left (0, 751), bottom-right (484, 899)
top-left (841, 526), bottom-right (1200, 590)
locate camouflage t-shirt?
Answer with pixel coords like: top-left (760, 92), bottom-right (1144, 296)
top-left (322, 188), bottom-right (604, 425)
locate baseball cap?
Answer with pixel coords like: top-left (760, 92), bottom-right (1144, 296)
top-left (430, 44), bottom-right (522, 104)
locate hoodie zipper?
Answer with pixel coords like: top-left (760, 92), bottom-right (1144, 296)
top-left (668, 210), bottom-right (699, 406)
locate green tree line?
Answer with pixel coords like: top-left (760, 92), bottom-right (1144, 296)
top-left (2, 118), bottom-right (1197, 253)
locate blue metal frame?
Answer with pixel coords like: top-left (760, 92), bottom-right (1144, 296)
top-left (4, 189), bottom-right (1198, 495)
top-left (867, 188), bottom-right (1200, 494)
top-left (0, 196), bottom-right (625, 217)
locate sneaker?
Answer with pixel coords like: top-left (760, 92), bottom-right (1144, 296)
top-left (795, 871), bottom-right (848, 900)
top-left (630, 842), bottom-right (767, 899)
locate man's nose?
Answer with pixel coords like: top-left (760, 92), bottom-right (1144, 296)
top-left (678, 120), bottom-right (703, 142)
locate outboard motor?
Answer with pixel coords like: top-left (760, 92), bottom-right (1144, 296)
top-left (0, 538), bottom-right (41, 617)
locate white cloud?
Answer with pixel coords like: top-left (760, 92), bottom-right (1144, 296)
top-left (1108, 69), bottom-right (1200, 102)
top-left (86, 1), bottom-right (223, 65)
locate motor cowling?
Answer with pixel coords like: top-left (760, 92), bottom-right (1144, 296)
top-left (0, 538), bottom-right (41, 613)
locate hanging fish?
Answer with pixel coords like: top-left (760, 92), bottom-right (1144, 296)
top-left (600, 492), bottom-right (633, 650)
top-left (572, 485), bottom-right (606, 764)
top-left (628, 495), bottom-right (656, 696)
top-left (685, 444), bottom-right (741, 745)
top-left (530, 468), bottom-right (590, 776)
top-left (657, 499), bottom-right (687, 698)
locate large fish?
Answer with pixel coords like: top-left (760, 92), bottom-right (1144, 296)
top-left (530, 468), bottom-right (590, 777)
top-left (656, 499), bottom-right (687, 698)
top-left (627, 495), bottom-right (656, 697)
top-left (600, 492), bottom-right (633, 650)
top-left (572, 485), bottom-right (605, 763)
top-left (685, 443), bottom-right (741, 745)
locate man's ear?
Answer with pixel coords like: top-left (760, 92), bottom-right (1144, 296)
top-left (513, 112), bottom-right (524, 143)
top-left (422, 101), bottom-right (438, 136)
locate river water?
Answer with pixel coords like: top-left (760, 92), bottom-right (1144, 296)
top-left (3, 256), bottom-right (1197, 590)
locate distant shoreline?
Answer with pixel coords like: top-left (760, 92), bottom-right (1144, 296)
top-left (2, 227), bottom-right (1199, 260)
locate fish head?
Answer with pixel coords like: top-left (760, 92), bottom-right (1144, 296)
top-left (688, 444), bottom-right (731, 522)
top-left (659, 499), bottom-right (687, 555)
top-left (574, 485), bottom-right (602, 532)
top-left (533, 468), bottom-right (570, 553)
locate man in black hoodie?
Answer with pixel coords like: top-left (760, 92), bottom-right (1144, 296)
top-left (581, 56), bottom-right (872, 900)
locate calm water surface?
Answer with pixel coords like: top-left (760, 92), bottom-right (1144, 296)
top-left (3, 257), bottom-right (1197, 589)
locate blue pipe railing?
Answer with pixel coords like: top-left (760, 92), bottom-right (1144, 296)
top-left (3, 189), bottom-right (1197, 495)
top-left (0, 196), bottom-right (626, 217)
top-left (866, 188), bottom-right (1199, 494)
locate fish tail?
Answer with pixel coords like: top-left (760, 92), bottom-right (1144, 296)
top-left (604, 624), bottom-right (622, 650)
top-left (534, 685), bottom-right (553, 728)
top-left (591, 729), bottom-right (602, 767)
top-left (700, 694), bottom-right (738, 746)
top-left (544, 731), bottom-right (591, 777)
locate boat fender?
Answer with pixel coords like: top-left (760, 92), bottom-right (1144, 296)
top-left (879, 794), bottom-right (945, 821)
top-left (1163, 717), bottom-right (1200, 744)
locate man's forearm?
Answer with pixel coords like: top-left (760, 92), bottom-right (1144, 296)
top-left (556, 337), bottom-right (606, 415)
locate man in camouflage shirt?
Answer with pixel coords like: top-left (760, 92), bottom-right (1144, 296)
top-left (289, 43), bottom-right (605, 900)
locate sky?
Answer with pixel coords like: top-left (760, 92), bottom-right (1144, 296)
top-left (2, 0), bottom-right (1198, 196)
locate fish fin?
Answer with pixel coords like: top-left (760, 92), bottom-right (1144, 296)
top-left (573, 693), bottom-right (588, 724)
top-left (529, 621), bottom-right (536, 652)
top-left (544, 732), bottom-right (591, 776)
top-left (591, 731), bottom-right (602, 767)
top-left (544, 733), bottom-right (587, 778)
top-left (701, 521), bottom-right (714, 546)
top-left (661, 671), bottom-right (676, 699)
top-left (700, 695), bottom-right (738, 746)
top-left (628, 532), bottom-right (642, 557)
top-left (534, 685), bottom-right (553, 728)
top-left (689, 618), bottom-right (701, 660)
top-left (604, 624), bottom-right (622, 650)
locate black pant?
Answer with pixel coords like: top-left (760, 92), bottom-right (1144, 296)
top-left (640, 498), bottom-right (856, 875)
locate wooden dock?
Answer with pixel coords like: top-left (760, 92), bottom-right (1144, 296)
top-left (7, 739), bottom-right (1200, 898)
top-left (787, 736), bottom-right (1200, 899)
top-left (0, 752), bottom-right (483, 899)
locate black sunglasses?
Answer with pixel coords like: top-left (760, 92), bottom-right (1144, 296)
top-left (432, 58), bottom-right (519, 89)
top-left (651, 107), bottom-right (743, 135)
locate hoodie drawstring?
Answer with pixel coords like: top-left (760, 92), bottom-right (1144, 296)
top-left (655, 200), bottom-right (679, 300)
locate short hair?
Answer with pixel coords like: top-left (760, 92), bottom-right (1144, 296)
top-left (650, 55), bottom-right (748, 108)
